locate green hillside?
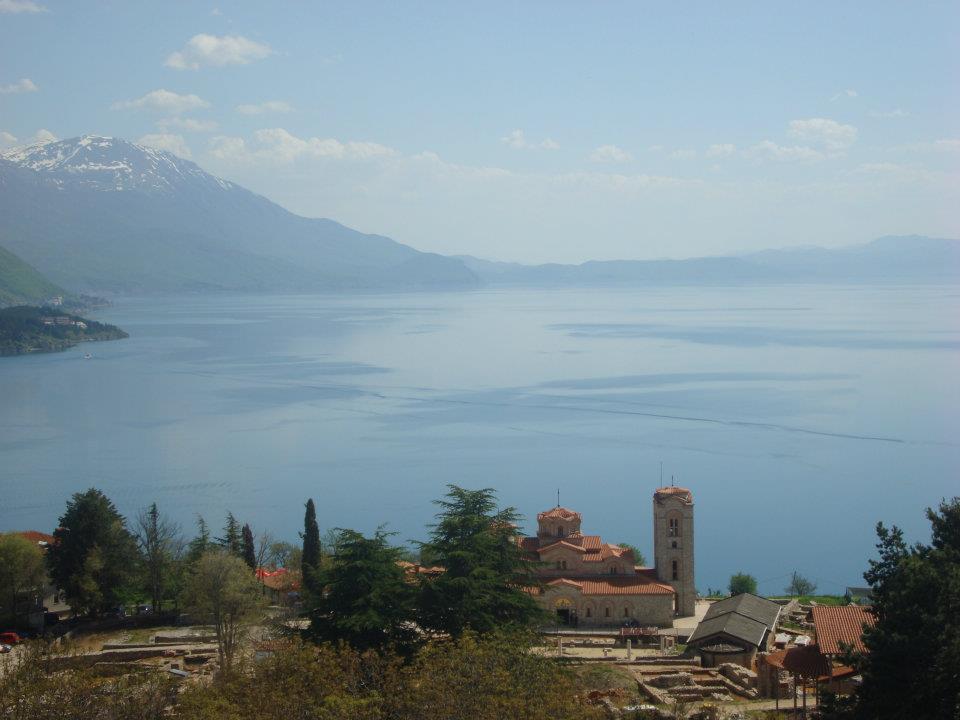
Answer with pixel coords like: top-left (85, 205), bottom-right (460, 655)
top-left (0, 305), bottom-right (127, 356)
top-left (0, 243), bottom-right (68, 306)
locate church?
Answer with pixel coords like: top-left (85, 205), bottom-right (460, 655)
top-left (522, 486), bottom-right (695, 627)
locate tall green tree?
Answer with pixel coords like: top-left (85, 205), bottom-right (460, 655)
top-left (46, 488), bottom-right (140, 616)
top-left (217, 513), bottom-right (242, 557)
top-left (0, 533), bottom-right (47, 624)
top-left (134, 503), bottom-right (182, 613)
top-left (301, 499), bottom-right (321, 598)
top-left (241, 524), bottom-right (256, 569)
top-left (308, 528), bottom-right (418, 652)
top-left (853, 498), bottom-right (960, 719)
top-left (417, 485), bottom-right (544, 636)
top-left (728, 572), bottom-right (758, 596)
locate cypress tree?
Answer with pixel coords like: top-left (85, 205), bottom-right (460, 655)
top-left (217, 512), bottom-right (242, 557)
top-left (241, 523), bottom-right (256, 569)
top-left (302, 499), bottom-right (321, 596)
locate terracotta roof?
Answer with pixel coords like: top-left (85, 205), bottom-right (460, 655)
top-left (765, 646), bottom-right (832, 679)
top-left (256, 568), bottom-right (301, 592)
top-left (538, 540), bottom-right (588, 555)
top-left (17, 530), bottom-right (55, 546)
top-left (540, 576), bottom-right (673, 596)
top-left (812, 605), bottom-right (875, 656)
top-left (654, 486), bottom-right (693, 503)
top-left (580, 535), bottom-right (602, 550)
top-left (583, 543), bottom-right (630, 562)
top-left (537, 507), bottom-right (582, 522)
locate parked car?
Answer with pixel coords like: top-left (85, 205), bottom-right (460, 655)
top-left (0, 632), bottom-right (22, 645)
top-left (0, 644), bottom-right (12, 654)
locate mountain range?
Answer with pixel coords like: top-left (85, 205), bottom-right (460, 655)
top-left (0, 136), bottom-right (957, 296)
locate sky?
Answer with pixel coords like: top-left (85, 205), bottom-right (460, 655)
top-left (1, 1), bottom-right (958, 263)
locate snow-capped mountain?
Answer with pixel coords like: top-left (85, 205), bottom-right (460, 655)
top-left (0, 136), bottom-right (477, 293)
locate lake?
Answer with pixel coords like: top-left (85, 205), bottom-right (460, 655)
top-left (1, 285), bottom-right (957, 595)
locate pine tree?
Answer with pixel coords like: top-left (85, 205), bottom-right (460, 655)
top-left (241, 524), bottom-right (256, 569)
top-left (302, 499), bottom-right (321, 598)
top-left (417, 485), bottom-right (544, 636)
top-left (217, 512), bottom-right (242, 557)
top-left (186, 516), bottom-right (212, 564)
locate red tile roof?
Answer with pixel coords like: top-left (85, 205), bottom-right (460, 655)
top-left (764, 646), bottom-right (834, 680)
top-left (255, 567), bottom-right (301, 592)
top-left (540, 576), bottom-right (673, 596)
top-left (812, 605), bottom-right (875, 656)
top-left (537, 507), bottom-right (582, 522)
top-left (17, 530), bottom-right (55, 546)
top-left (538, 540), bottom-right (587, 554)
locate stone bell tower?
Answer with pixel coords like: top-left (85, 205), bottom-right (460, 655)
top-left (653, 486), bottom-right (695, 617)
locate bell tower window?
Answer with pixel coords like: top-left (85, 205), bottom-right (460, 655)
top-left (671, 560), bottom-right (678, 581)
top-left (668, 517), bottom-right (680, 537)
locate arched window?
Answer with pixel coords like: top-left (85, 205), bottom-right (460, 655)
top-left (604, 607), bottom-right (610, 618)
top-left (623, 607), bottom-right (630, 617)
top-left (556, 525), bottom-right (563, 537)
top-left (585, 607), bottom-right (592, 618)
top-left (561, 560), bottom-right (567, 570)
top-left (671, 541), bottom-right (678, 549)
top-left (668, 517), bottom-right (680, 537)
top-left (671, 560), bottom-right (679, 581)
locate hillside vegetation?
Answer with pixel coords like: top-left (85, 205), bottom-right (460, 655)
top-left (0, 305), bottom-right (127, 356)
top-left (0, 244), bottom-right (67, 306)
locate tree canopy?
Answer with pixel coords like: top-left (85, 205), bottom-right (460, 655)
top-left (301, 498), bottom-right (321, 599)
top-left (853, 497), bottom-right (960, 719)
top-left (0, 533), bottom-right (47, 624)
top-left (728, 571), bottom-right (758, 596)
top-left (46, 488), bottom-right (140, 616)
top-left (785, 570), bottom-right (817, 597)
top-left (308, 528), bottom-right (417, 652)
top-left (417, 485), bottom-right (544, 636)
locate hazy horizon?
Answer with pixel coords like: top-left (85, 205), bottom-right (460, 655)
top-left (2, 2), bottom-right (958, 264)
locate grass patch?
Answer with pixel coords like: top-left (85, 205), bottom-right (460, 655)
top-left (575, 663), bottom-right (637, 692)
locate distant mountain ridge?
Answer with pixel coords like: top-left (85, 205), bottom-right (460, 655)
top-left (460, 235), bottom-right (960, 286)
top-left (0, 136), bottom-right (478, 294)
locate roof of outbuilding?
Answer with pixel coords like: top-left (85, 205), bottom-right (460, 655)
top-left (687, 611), bottom-right (770, 649)
top-left (811, 605), bottom-right (875, 656)
top-left (540, 575), bottom-right (674, 596)
top-left (687, 593), bottom-right (782, 649)
top-left (704, 593), bottom-right (782, 627)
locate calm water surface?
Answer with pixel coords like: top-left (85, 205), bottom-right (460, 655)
top-left (1, 286), bottom-right (957, 594)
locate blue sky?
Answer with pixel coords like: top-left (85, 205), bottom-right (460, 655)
top-left (1, 1), bottom-right (958, 262)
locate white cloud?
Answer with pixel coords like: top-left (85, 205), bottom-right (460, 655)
top-left (869, 108), bottom-right (909, 118)
top-left (670, 148), bottom-right (696, 159)
top-left (747, 140), bottom-right (824, 162)
top-left (589, 144), bottom-right (632, 163)
top-left (0, 130), bottom-right (18, 148)
top-left (934, 138), bottom-right (960, 152)
top-left (137, 133), bottom-right (192, 159)
top-left (166, 34), bottom-right (272, 70)
top-left (831, 88), bottom-right (858, 101)
top-left (788, 118), bottom-right (858, 151)
top-left (111, 89), bottom-right (210, 114)
top-left (501, 129), bottom-right (559, 150)
top-left (157, 116), bottom-right (218, 132)
top-left (0, 0), bottom-right (46, 13)
top-left (209, 128), bottom-right (397, 163)
top-left (235, 100), bottom-right (293, 115)
top-left (706, 143), bottom-right (735, 158)
top-left (0, 78), bottom-right (38, 94)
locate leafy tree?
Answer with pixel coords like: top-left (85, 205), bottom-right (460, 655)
top-left (785, 570), bottom-right (817, 597)
top-left (183, 548), bottom-right (264, 673)
top-left (728, 572), bottom-right (758, 596)
top-left (0, 533), bottom-right (47, 624)
top-left (46, 488), bottom-right (140, 616)
top-left (853, 498), bottom-right (960, 720)
top-left (417, 485), bottom-right (545, 636)
top-left (217, 512), bottom-right (242, 557)
top-left (267, 540), bottom-right (297, 569)
top-left (134, 503), bottom-right (182, 613)
top-left (617, 542), bottom-right (646, 566)
top-left (301, 499), bottom-right (321, 598)
top-left (241, 524), bottom-right (256, 569)
top-left (308, 528), bottom-right (418, 652)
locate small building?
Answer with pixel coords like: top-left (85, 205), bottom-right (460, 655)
top-left (686, 593), bottom-right (782, 668)
top-left (255, 567), bottom-right (301, 606)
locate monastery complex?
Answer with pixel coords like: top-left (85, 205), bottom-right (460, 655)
top-left (524, 485), bottom-right (696, 627)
